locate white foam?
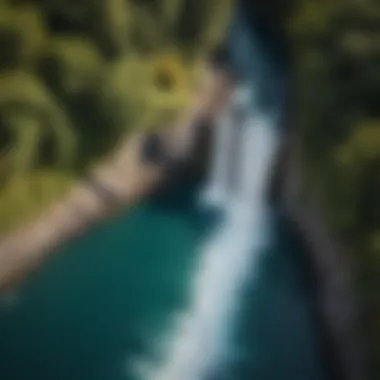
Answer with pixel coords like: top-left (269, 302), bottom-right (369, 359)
top-left (136, 86), bottom-right (279, 380)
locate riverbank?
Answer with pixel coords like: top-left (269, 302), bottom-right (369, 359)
top-left (0, 133), bottom-right (168, 291)
top-left (0, 117), bottom-right (210, 291)
top-left (278, 136), bottom-right (367, 380)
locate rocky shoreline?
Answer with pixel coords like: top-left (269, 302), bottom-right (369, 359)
top-left (278, 136), bottom-right (367, 380)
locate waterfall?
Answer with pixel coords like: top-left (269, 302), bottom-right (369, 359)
top-left (137, 82), bottom-right (281, 380)
top-left (201, 85), bottom-right (252, 207)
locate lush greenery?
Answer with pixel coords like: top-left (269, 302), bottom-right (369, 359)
top-left (285, 1), bottom-right (380, 376)
top-left (0, 0), bottom-right (232, 230)
top-left (0, 0), bottom-right (379, 377)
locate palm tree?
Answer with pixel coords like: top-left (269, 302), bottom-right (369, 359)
top-left (0, 3), bottom-right (46, 71)
top-left (0, 72), bottom-right (77, 177)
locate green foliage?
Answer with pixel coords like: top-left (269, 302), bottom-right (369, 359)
top-left (0, 171), bottom-right (74, 231)
top-left (0, 0), bottom-right (232, 229)
top-left (0, 3), bottom-right (47, 70)
top-left (43, 36), bottom-right (105, 95)
top-left (285, 1), bottom-right (380, 376)
top-left (0, 72), bottom-right (77, 172)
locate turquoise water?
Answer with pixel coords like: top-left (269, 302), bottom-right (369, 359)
top-left (0, 182), bottom-right (327, 380)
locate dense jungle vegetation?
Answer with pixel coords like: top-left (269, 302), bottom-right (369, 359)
top-left (0, 0), bottom-right (233, 229)
top-left (0, 0), bottom-right (378, 377)
top-left (288, 2), bottom-right (380, 376)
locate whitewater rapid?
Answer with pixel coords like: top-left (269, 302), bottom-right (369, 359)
top-left (136, 83), bottom-right (280, 380)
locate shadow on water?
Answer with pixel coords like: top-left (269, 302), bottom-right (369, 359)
top-left (228, 210), bottom-right (329, 380)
